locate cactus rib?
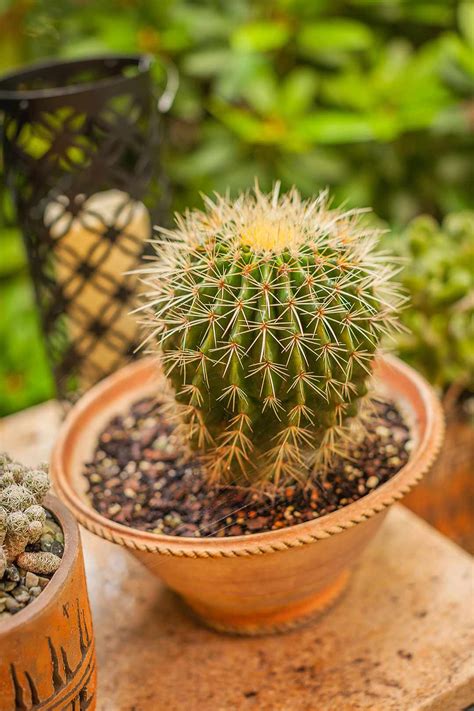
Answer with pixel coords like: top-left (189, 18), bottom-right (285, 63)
top-left (141, 185), bottom-right (403, 488)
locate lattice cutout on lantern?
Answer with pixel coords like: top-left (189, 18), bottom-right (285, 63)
top-left (1, 58), bottom-right (167, 400)
top-left (43, 189), bottom-right (150, 391)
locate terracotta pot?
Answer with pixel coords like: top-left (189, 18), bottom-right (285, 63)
top-left (0, 494), bottom-right (97, 709)
top-left (51, 355), bottom-right (443, 635)
top-left (404, 406), bottom-right (474, 553)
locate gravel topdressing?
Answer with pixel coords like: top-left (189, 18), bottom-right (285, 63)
top-left (83, 397), bottom-right (411, 538)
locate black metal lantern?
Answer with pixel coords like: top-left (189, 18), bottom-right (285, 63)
top-left (0, 55), bottom-right (172, 400)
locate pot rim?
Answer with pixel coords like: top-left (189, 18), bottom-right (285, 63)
top-left (51, 355), bottom-right (444, 558)
top-left (0, 493), bottom-right (79, 635)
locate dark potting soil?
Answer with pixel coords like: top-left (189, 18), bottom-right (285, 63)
top-left (83, 398), bottom-right (411, 538)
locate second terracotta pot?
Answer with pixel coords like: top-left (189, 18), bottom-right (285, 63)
top-left (0, 494), bottom-right (96, 710)
top-left (404, 405), bottom-right (473, 553)
top-left (51, 355), bottom-right (443, 635)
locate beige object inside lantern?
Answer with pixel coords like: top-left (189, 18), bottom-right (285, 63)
top-left (44, 189), bottom-right (151, 390)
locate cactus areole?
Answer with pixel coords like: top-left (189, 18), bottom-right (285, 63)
top-left (141, 186), bottom-right (402, 488)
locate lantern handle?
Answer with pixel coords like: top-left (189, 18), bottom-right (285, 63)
top-left (157, 60), bottom-right (179, 114)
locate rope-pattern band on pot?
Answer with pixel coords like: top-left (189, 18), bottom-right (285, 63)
top-left (63, 424), bottom-right (442, 559)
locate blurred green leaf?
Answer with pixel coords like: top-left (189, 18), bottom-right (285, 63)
top-left (211, 100), bottom-right (282, 143)
top-left (458, 2), bottom-right (474, 47)
top-left (171, 6), bottom-right (233, 42)
top-left (298, 19), bottom-right (374, 55)
top-left (93, 15), bottom-right (139, 53)
top-left (279, 68), bottom-right (320, 117)
top-left (215, 53), bottom-right (269, 101)
top-left (59, 38), bottom-right (110, 59)
top-left (0, 275), bottom-right (54, 416)
top-left (276, 149), bottom-right (348, 193)
top-left (238, 64), bottom-right (279, 114)
top-left (296, 111), bottom-right (373, 143)
top-left (182, 49), bottom-right (232, 77)
top-left (232, 21), bottom-right (291, 52)
top-left (0, 228), bottom-right (26, 277)
top-left (171, 136), bottom-right (239, 179)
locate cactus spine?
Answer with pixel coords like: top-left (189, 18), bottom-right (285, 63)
top-left (141, 186), bottom-right (402, 488)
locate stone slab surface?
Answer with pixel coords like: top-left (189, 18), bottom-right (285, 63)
top-left (1, 402), bottom-right (473, 711)
top-left (0, 399), bottom-right (61, 466)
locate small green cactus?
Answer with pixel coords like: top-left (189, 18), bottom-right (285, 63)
top-left (142, 186), bottom-right (402, 488)
top-left (388, 212), bottom-right (474, 394)
top-left (0, 455), bottom-right (60, 578)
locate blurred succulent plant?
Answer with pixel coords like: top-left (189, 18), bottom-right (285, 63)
top-left (142, 185), bottom-right (403, 488)
top-left (389, 212), bottom-right (474, 398)
top-left (0, 453), bottom-right (60, 577)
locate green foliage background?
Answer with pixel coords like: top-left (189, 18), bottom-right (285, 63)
top-left (0, 0), bottom-right (473, 414)
top-left (390, 211), bottom-right (474, 393)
